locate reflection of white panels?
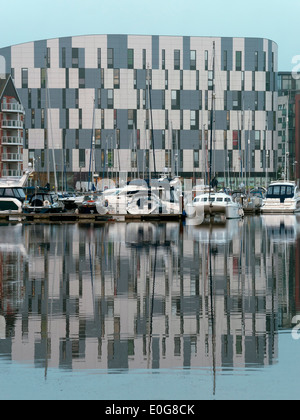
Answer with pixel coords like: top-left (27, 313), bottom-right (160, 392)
top-left (0, 244), bottom-right (27, 257)
top-left (261, 215), bottom-right (300, 243)
top-left (0, 316), bottom-right (5, 340)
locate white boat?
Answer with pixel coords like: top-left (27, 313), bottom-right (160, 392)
top-left (96, 178), bottom-right (182, 216)
top-left (0, 167), bottom-right (33, 213)
top-left (190, 192), bottom-right (244, 220)
top-left (96, 184), bottom-right (148, 215)
top-left (261, 181), bottom-right (300, 214)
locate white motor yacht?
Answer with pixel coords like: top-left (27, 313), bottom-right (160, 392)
top-left (96, 184), bottom-right (148, 215)
top-left (261, 181), bottom-right (300, 214)
top-left (0, 167), bottom-right (33, 213)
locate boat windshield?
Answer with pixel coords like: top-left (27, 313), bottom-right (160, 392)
top-left (0, 188), bottom-right (26, 200)
top-left (266, 185), bottom-right (294, 199)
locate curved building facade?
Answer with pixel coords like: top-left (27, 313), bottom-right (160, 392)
top-left (0, 35), bottom-right (278, 187)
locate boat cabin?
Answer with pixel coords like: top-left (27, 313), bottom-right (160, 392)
top-left (266, 184), bottom-right (296, 203)
top-left (0, 187), bottom-right (26, 203)
top-left (194, 194), bottom-right (232, 204)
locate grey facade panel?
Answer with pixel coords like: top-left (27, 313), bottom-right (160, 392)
top-left (215, 111), bottom-right (227, 130)
top-left (180, 90), bottom-right (201, 110)
top-left (66, 89), bottom-right (76, 109)
top-left (66, 129), bottom-right (76, 149)
top-left (150, 90), bottom-right (163, 109)
top-left (180, 130), bottom-right (199, 149)
top-left (85, 69), bottom-right (101, 89)
top-left (152, 36), bottom-right (159, 70)
top-left (60, 108), bottom-right (66, 128)
top-left (183, 36), bottom-right (191, 70)
top-left (243, 91), bottom-right (255, 111)
top-left (79, 129), bottom-right (92, 149)
top-left (49, 89), bottom-right (62, 109)
top-left (116, 109), bottom-right (129, 134)
top-left (78, 48), bottom-right (85, 68)
top-left (107, 35), bottom-right (128, 69)
top-left (59, 37), bottom-right (73, 68)
top-left (136, 69), bottom-right (146, 89)
top-left (221, 38), bottom-right (233, 71)
top-left (214, 150), bottom-right (229, 172)
top-left (244, 38), bottom-right (264, 71)
top-left (34, 40), bottom-right (47, 68)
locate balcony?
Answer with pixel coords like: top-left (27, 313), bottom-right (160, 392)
top-left (1, 136), bottom-right (23, 146)
top-left (1, 153), bottom-right (23, 162)
top-left (1, 103), bottom-right (24, 113)
top-left (1, 169), bottom-right (23, 177)
top-left (2, 119), bottom-right (23, 129)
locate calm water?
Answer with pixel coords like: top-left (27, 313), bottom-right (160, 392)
top-left (0, 216), bottom-right (300, 400)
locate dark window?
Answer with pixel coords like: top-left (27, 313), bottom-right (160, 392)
top-left (236, 51), bottom-right (242, 71)
top-left (107, 48), bottom-right (114, 68)
top-left (72, 48), bottom-right (79, 68)
top-left (128, 49), bottom-right (134, 69)
top-left (79, 68), bottom-right (85, 88)
top-left (174, 50), bottom-right (180, 70)
top-left (22, 68), bottom-right (28, 88)
top-left (171, 90), bottom-right (180, 110)
top-left (190, 50), bottom-right (196, 70)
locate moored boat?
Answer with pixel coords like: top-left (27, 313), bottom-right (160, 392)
top-left (261, 181), bottom-right (300, 214)
top-left (0, 167), bottom-right (33, 214)
top-left (191, 191), bottom-right (244, 220)
top-left (23, 191), bottom-right (65, 213)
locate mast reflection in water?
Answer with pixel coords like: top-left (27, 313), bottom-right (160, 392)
top-left (0, 216), bottom-right (299, 374)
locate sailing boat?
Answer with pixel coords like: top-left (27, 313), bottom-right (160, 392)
top-left (99, 65), bottom-right (182, 216)
top-left (23, 56), bottom-right (64, 214)
top-left (187, 42), bottom-right (243, 223)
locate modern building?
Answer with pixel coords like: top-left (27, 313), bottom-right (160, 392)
top-left (0, 75), bottom-right (24, 178)
top-left (277, 72), bottom-right (300, 182)
top-left (0, 35), bottom-right (278, 188)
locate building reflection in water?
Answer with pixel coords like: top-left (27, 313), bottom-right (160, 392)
top-left (0, 216), bottom-right (299, 374)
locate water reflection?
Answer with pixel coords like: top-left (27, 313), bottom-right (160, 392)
top-left (0, 216), bottom-right (299, 377)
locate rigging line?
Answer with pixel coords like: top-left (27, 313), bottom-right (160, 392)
top-left (88, 99), bottom-right (96, 191)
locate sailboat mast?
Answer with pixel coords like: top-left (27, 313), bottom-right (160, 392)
top-left (45, 66), bottom-right (50, 186)
top-left (88, 99), bottom-right (96, 191)
top-left (209, 42), bottom-right (216, 188)
top-left (147, 65), bottom-right (157, 178)
top-left (45, 54), bottom-right (58, 193)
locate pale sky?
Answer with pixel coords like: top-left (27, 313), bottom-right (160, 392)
top-left (2, 0), bottom-right (299, 71)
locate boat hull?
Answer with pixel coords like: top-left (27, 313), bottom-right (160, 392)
top-left (261, 199), bottom-right (300, 214)
top-left (0, 198), bottom-right (23, 213)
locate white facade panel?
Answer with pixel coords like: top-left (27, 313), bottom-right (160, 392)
top-left (47, 68), bottom-right (66, 89)
top-left (28, 68), bottom-right (41, 89)
top-left (11, 42), bottom-right (35, 69)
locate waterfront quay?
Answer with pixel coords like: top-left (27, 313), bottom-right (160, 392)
top-left (0, 211), bottom-right (185, 223)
